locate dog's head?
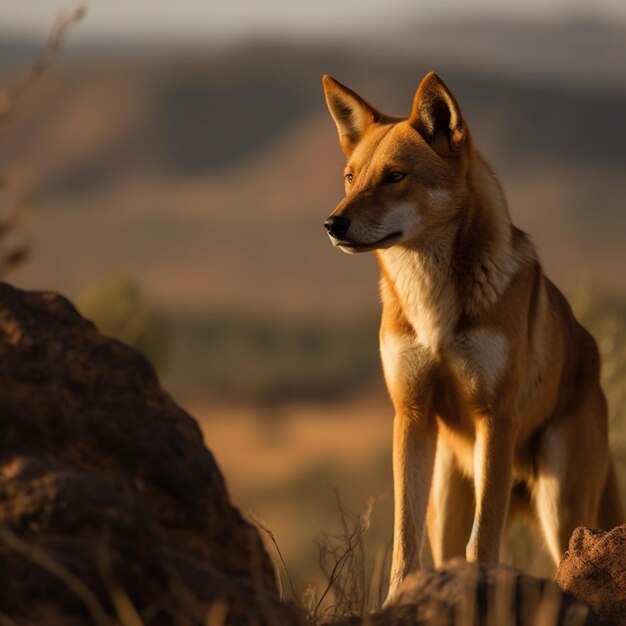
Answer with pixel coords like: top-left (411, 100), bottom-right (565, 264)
top-left (322, 72), bottom-right (471, 253)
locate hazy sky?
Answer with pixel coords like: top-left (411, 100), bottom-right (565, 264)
top-left (1, 0), bottom-right (625, 42)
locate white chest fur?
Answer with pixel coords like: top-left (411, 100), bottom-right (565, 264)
top-left (380, 246), bottom-right (459, 350)
top-left (449, 329), bottom-right (509, 400)
top-left (378, 227), bottom-right (513, 405)
top-left (380, 328), bottom-right (509, 403)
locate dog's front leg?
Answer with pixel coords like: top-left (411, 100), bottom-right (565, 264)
top-left (386, 411), bottom-right (437, 602)
top-left (466, 417), bottom-right (517, 563)
top-left (381, 334), bottom-right (437, 604)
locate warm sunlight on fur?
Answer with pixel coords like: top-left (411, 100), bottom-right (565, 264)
top-left (322, 71), bottom-right (624, 605)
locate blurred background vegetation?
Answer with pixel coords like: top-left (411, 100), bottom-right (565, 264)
top-left (77, 275), bottom-right (171, 371)
top-left (0, 0), bottom-right (625, 606)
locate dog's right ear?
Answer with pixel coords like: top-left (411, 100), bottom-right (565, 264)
top-left (322, 75), bottom-right (379, 156)
top-left (409, 72), bottom-right (465, 157)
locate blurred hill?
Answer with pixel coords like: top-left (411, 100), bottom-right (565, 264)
top-left (368, 16), bottom-right (626, 90)
top-left (0, 39), bottom-right (42, 66)
top-left (0, 17), bottom-right (625, 324)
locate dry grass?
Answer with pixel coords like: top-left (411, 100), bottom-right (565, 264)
top-left (312, 493), bottom-right (387, 620)
top-left (249, 493), bottom-right (591, 626)
top-left (0, 509), bottom-right (591, 626)
top-left (0, 524), bottom-right (112, 626)
top-left (252, 492), bottom-right (388, 623)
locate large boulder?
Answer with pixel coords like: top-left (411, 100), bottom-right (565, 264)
top-left (556, 525), bottom-right (626, 626)
top-left (0, 282), bottom-right (302, 625)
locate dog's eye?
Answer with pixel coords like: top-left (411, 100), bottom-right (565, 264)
top-left (344, 173), bottom-right (354, 184)
top-left (384, 171), bottom-right (407, 184)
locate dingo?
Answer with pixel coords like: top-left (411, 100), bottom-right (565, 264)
top-left (322, 71), bottom-right (623, 602)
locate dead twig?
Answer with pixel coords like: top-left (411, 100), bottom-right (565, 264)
top-left (0, 5), bottom-right (86, 127)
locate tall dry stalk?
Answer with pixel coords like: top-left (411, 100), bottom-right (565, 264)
top-left (0, 5), bottom-right (85, 278)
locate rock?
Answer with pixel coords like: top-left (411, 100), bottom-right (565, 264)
top-left (0, 283), bottom-right (303, 625)
top-left (556, 525), bottom-right (626, 626)
top-left (333, 559), bottom-right (596, 626)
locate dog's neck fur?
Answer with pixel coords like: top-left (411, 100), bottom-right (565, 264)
top-left (377, 155), bottom-right (521, 349)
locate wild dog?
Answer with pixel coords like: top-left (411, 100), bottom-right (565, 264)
top-left (321, 72), bottom-right (624, 603)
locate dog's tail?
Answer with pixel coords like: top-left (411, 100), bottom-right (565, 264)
top-left (598, 461), bottom-right (624, 530)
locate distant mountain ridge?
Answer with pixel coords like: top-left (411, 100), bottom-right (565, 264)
top-left (1, 38), bottom-right (624, 197)
top-left (2, 15), bottom-right (625, 88)
top-left (0, 28), bottom-right (623, 316)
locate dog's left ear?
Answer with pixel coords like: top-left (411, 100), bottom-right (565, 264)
top-left (322, 75), bottom-right (380, 156)
top-left (410, 72), bottom-right (465, 156)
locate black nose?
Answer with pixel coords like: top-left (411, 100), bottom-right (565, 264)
top-left (324, 215), bottom-right (351, 238)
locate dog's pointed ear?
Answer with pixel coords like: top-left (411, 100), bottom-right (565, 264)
top-left (409, 72), bottom-right (465, 156)
top-left (322, 74), bottom-right (380, 156)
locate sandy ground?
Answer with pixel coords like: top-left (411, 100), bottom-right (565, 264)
top-left (190, 389), bottom-right (392, 492)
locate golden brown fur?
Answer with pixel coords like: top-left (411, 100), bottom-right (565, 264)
top-left (321, 72), bottom-right (623, 604)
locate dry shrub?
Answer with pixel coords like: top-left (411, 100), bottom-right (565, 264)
top-left (0, 5), bottom-right (85, 278)
top-left (313, 493), bottom-right (385, 621)
top-left (252, 492), bottom-right (391, 624)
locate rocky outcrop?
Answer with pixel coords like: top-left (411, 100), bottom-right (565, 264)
top-left (336, 559), bottom-right (596, 626)
top-left (0, 282), bottom-right (609, 626)
top-left (556, 525), bottom-right (626, 626)
top-left (0, 283), bottom-right (302, 625)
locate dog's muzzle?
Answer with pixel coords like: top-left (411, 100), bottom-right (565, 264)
top-left (324, 215), bottom-right (351, 238)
